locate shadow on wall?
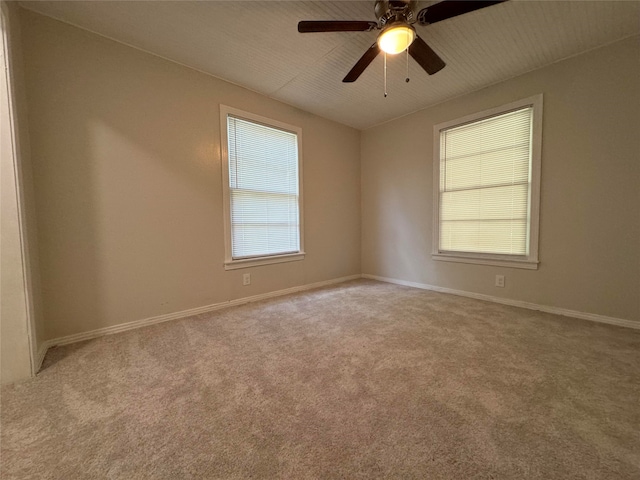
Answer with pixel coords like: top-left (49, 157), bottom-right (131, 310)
top-left (31, 25), bottom-right (228, 339)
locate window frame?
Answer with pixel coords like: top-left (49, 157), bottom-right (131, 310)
top-left (432, 94), bottom-right (543, 270)
top-left (220, 105), bottom-right (305, 271)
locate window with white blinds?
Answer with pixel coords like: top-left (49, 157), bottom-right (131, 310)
top-left (221, 106), bottom-right (304, 269)
top-left (433, 95), bottom-right (542, 269)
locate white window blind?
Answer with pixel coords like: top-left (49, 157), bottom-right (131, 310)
top-left (227, 116), bottom-right (300, 259)
top-left (439, 106), bottom-right (533, 256)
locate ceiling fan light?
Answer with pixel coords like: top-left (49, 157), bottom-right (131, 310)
top-left (377, 25), bottom-right (416, 55)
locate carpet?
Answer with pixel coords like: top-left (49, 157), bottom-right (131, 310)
top-left (2, 279), bottom-right (639, 479)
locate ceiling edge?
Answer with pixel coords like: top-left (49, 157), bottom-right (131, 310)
top-left (364, 31), bottom-right (640, 131)
top-left (17, 3), bottom-right (364, 131)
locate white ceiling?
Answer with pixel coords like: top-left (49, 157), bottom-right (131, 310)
top-left (19, 1), bottom-right (640, 130)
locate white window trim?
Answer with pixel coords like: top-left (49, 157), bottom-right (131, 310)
top-left (220, 105), bottom-right (305, 271)
top-left (432, 94), bottom-right (543, 270)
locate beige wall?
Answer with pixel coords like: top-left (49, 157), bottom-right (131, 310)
top-left (20, 9), bottom-right (361, 340)
top-left (15, 7), bottom-right (639, 349)
top-left (362, 36), bottom-right (640, 322)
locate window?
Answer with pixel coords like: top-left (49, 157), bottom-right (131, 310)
top-left (432, 95), bottom-right (542, 269)
top-left (220, 105), bottom-right (304, 270)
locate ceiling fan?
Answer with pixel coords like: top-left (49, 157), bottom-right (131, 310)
top-left (298, 0), bottom-right (506, 83)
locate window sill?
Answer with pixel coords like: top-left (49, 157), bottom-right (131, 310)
top-left (432, 253), bottom-right (539, 270)
top-left (224, 252), bottom-right (305, 270)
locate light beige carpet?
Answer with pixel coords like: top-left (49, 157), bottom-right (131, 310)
top-left (2, 279), bottom-right (639, 479)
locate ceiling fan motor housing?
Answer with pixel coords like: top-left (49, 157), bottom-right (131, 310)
top-left (375, 0), bottom-right (417, 26)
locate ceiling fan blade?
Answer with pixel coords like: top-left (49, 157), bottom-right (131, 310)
top-left (408, 36), bottom-right (446, 75)
top-left (343, 43), bottom-right (380, 83)
top-left (298, 21), bottom-right (377, 33)
top-left (417, 0), bottom-right (506, 26)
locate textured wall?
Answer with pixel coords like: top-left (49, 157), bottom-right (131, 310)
top-left (361, 36), bottom-right (640, 322)
top-left (20, 9), bottom-right (361, 340)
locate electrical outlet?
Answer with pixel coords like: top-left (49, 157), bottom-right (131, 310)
top-left (495, 275), bottom-right (505, 288)
top-left (242, 273), bottom-right (251, 286)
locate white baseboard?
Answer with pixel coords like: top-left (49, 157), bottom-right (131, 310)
top-left (35, 271), bottom-right (638, 370)
top-left (362, 274), bottom-right (639, 330)
top-left (39, 274), bottom-right (362, 359)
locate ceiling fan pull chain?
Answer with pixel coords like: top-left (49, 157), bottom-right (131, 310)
top-left (384, 52), bottom-right (388, 98)
top-left (406, 47), bottom-right (410, 83)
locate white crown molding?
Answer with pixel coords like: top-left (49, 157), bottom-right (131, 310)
top-left (37, 274), bottom-right (362, 364)
top-left (362, 274), bottom-right (639, 330)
